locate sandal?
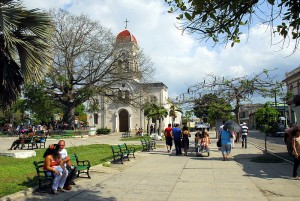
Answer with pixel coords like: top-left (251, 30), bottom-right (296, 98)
top-left (58, 188), bottom-right (66, 192)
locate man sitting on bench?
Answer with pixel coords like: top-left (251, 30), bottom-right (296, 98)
top-left (58, 140), bottom-right (78, 190)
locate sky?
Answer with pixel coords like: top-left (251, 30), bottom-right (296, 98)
top-left (22, 0), bottom-right (300, 104)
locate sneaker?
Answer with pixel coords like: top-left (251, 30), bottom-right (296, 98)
top-left (293, 176), bottom-right (300, 180)
top-left (51, 189), bottom-right (58, 194)
top-left (70, 181), bottom-right (76, 185)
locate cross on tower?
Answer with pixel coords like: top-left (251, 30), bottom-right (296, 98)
top-left (124, 19), bottom-right (129, 29)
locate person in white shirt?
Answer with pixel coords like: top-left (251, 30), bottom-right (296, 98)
top-left (241, 122), bottom-right (249, 148)
top-left (58, 140), bottom-right (78, 190)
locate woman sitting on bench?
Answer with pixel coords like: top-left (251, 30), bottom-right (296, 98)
top-left (43, 144), bottom-right (68, 194)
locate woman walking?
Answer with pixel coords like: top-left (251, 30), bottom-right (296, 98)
top-left (182, 126), bottom-right (190, 156)
top-left (291, 126), bottom-right (300, 179)
top-left (219, 128), bottom-right (232, 161)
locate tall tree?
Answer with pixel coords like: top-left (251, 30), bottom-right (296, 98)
top-left (193, 93), bottom-right (233, 126)
top-left (186, 70), bottom-right (277, 123)
top-left (165, 0), bottom-right (300, 52)
top-left (0, 0), bottom-right (53, 109)
top-left (45, 9), bottom-right (153, 129)
top-left (255, 102), bottom-right (279, 153)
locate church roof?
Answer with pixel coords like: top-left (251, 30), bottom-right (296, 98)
top-left (116, 29), bottom-right (138, 45)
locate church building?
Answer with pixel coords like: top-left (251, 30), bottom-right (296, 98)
top-left (86, 28), bottom-right (181, 133)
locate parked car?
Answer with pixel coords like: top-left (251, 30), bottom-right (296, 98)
top-left (272, 123), bottom-right (285, 137)
top-left (195, 122), bottom-right (210, 130)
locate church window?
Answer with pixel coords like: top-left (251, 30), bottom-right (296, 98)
top-left (118, 60), bottom-right (122, 73)
top-left (124, 60), bottom-right (129, 71)
top-left (125, 90), bottom-right (130, 101)
top-left (297, 82), bottom-right (300, 94)
top-left (149, 95), bottom-right (157, 103)
top-left (94, 113), bottom-right (98, 125)
top-left (118, 90), bottom-right (122, 99)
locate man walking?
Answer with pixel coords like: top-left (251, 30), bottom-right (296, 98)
top-left (172, 124), bottom-right (182, 155)
top-left (58, 140), bottom-right (78, 190)
top-left (241, 122), bottom-right (249, 148)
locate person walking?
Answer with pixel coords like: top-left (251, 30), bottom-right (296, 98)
top-left (291, 126), bottom-right (300, 179)
top-left (43, 144), bottom-right (68, 194)
top-left (219, 128), bottom-right (232, 161)
top-left (58, 140), bottom-right (78, 190)
top-left (181, 126), bottom-right (190, 156)
top-left (172, 124), bottom-right (182, 156)
top-left (241, 122), bottom-right (248, 148)
top-left (164, 124), bottom-right (173, 153)
top-left (230, 131), bottom-right (236, 149)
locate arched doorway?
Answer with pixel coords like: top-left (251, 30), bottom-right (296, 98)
top-left (119, 109), bottom-right (129, 132)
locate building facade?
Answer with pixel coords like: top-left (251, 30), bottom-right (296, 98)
top-left (282, 66), bottom-right (300, 125)
top-left (86, 29), bottom-right (181, 133)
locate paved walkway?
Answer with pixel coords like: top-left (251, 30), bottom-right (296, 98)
top-left (1, 132), bottom-right (300, 201)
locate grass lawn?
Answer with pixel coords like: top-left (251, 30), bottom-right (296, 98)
top-left (0, 144), bottom-right (141, 198)
top-left (120, 136), bottom-right (151, 141)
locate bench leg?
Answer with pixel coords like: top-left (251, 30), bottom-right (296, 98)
top-left (87, 168), bottom-right (91, 178)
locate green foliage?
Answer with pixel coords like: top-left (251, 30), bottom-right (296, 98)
top-left (143, 103), bottom-right (168, 120)
top-left (96, 128), bottom-right (111, 134)
top-left (254, 103), bottom-right (279, 134)
top-left (23, 82), bottom-right (62, 123)
top-left (207, 102), bottom-right (234, 126)
top-left (0, 1), bottom-right (53, 109)
top-left (193, 93), bottom-right (233, 126)
top-left (286, 90), bottom-right (294, 100)
top-left (0, 144), bottom-right (142, 197)
top-left (120, 136), bottom-right (151, 141)
top-left (165, 0), bottom-right (300, 51)
top-left (75, 104), bottom-right (86, 116)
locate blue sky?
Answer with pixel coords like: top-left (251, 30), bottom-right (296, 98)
top-left (22, 0), bottom-right (300, 105)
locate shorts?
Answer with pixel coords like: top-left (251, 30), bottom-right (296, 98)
top-left (221, 143), bottom-right (231, 155)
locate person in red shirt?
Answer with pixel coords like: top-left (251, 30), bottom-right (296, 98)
top-left (164, 124), bottom-right (173, 153)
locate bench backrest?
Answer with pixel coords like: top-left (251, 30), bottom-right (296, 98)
top-left (111, 145), bottom-right (120, 153)
top-left (119, 143), bottom-right (128, 152)
top-left (33, 160), bottom-right (53, 178)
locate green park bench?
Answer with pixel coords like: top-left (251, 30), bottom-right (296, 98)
top-left (69, 153), bottom-right (91, 178)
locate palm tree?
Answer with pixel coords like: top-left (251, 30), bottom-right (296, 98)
top-left (168, 99), bottom-right (183, 125)
top-left (143, 103), bottom-right (168, 135)
top-left (0, 0), bottom-right (53, 109)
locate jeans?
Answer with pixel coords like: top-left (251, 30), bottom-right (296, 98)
top-left (174, 138), bottom-right (182, 155)
top-left (65, 165), bottom-right (78, 187)
top-left (242, 135), bottom-right (247, 148)
top-left (46, 166), bottom-right (68, 191)
top-left (293, 156), bottom-right (300, 178)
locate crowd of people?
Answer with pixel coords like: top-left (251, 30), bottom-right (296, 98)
top-left (163, 123), bottom-right (211, 156)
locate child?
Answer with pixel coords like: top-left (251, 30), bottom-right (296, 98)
top-left (200, 132), bottom-right (211, 152)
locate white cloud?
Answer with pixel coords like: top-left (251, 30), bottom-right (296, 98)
top-left (22, 0), bottom-right (300, 101)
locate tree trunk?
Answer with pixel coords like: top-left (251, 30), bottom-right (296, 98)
top-left (64, 103), bottom-right (76, 130)
top-left (158, 118), bottom-right (162, 136)
top-left (147, 118), bottom-right (150, 135)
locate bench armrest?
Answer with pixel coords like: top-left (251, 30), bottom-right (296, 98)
top-left (77, 159), bottom-right (91, 167)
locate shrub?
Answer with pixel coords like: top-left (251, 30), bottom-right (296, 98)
top-left (96, 128), bottom-right (111, 134)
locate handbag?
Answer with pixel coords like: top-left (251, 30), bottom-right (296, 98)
top-left (217, 139), bottom-right (221, 147)
top-left (217, 131), bottom-right (222, 147)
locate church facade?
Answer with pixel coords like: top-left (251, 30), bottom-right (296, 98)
top-left (86, 29), bottom-right (181, 133)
